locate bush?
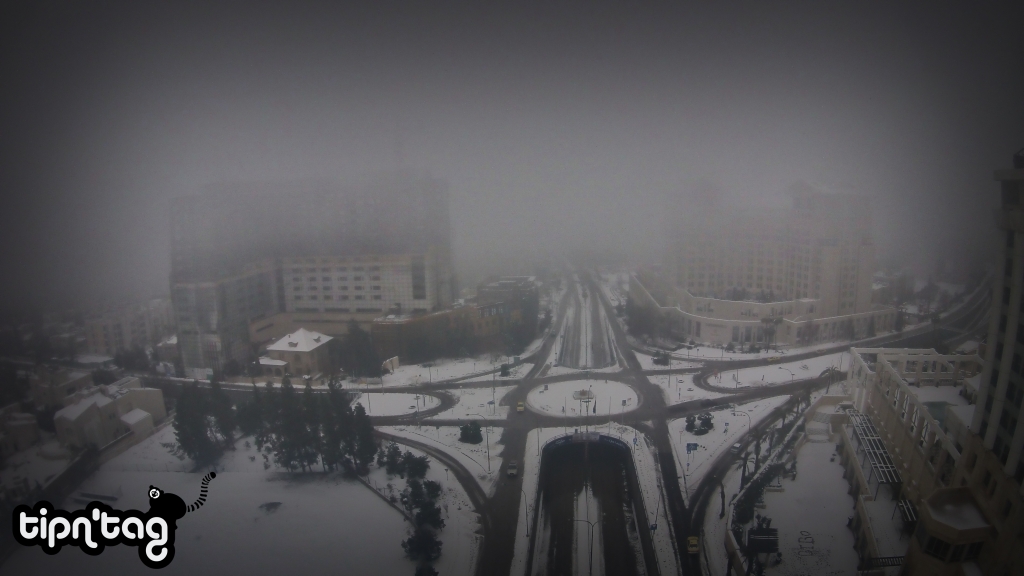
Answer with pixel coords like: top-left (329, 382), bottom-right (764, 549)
top-left (459, 421), bottom-right (483, 444)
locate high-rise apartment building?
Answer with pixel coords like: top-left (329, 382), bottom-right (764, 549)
top-left (170, 174), bottom-right (455, 376)
top-left (973, 148), bottom-right (1024, 481)
top-left (666, 185), bottom-right (875, 316)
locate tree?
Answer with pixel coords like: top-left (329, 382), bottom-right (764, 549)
top-left (208, 382), bottom-right (236, 446)
top-left (414, 565), bottom-right (439, 576)
top-left (402, 526), bottom-right (442, 561)
top-left (353, 403), bottom-right (378, 472)
top-left (415, 503), bottom-right (445, 530)
top-left (685, 414), bottom-right (696, 432)
top-left (273, 380), bottom-right (307, 471)
top-left (459, 421), bottom-right (483, 444)
top-left (384, 442), bottom-right (405, 476)
top-left (237, 384), bottom-right (264, 437)
top-left (173, 383), bottom-right (219, 464)
top-left (341, 321), bottom-right (381, 377)
top-left (424, 480), bottom-right (442, 501)
top-left (403, 452), bottom-right (430, 480)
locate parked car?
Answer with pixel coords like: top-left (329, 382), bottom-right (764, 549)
top-left (687, 536), bottom-right (700, 555)
top-left (507, 460), bottom-right (518, 477)
top-left (767, 356), bottom-right (782, 363)
top-left (730, 443), bottom-right (743, 454)
top-left (517, 401), bottom-right (525, 413)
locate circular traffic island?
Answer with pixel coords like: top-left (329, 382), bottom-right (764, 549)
top-left (352, 392), bottom-right (439, 416)
top-left (526, 380), bottom-right (639, 417)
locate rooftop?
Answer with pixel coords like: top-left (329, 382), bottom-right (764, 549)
top-left (54, 393), bottom-right (112, 421)
top-left (259, 357), bottom-right (288, 366)
top-left (926, 489), bottom-right (989, 532)
top-left (120, 408), bottom-right (151, 426)
top-left (267, 328), bottom-right (333, 353)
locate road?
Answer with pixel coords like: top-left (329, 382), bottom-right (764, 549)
top-left (137, 269), bottom-right (991, 576)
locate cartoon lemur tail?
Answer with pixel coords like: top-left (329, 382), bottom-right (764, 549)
top-left (187, 472), bottom-right (217, 513)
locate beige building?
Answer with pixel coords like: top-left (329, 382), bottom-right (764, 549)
top-left (53, 377), bottom-right (166, 451)
top-left (264, 328), bottom-right (334, 377)
top-left (84, 298), bottom-right (174, 356)
top-left (0, 404), bottom-right (39, 462)
top-left (29, 368), bottom-right (94, 409)
top-left (837, 348), bottom-right (1022, 575)
top-left (630, 270), bottom-right (896, 348)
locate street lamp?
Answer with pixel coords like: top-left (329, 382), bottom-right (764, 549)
top-left (575, 519), bottom-right (597, 576)
top-left (733, 409), bottom-right (751, 431)
top-left (778, 366), bottom-right (794, 382)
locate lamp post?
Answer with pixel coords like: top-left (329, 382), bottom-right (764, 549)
top-left (575, 519), bottom-right (597, 576)
top-left (778, 366), bottom-right (794, 383)
top-left (733, 409), bottom-right (751, 431)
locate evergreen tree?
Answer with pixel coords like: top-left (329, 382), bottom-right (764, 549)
top-left (414, 565), bottom-right (439, 576)
top-left (301, 383), bottom-right (323, 470)
top-left (274, 379), bottom-right (306, 471)
top-left (458, 421), bottom-right (483, 444)
top-left (209, 381), bottom-right (236, 446)
top-left (237, 383), bottom-right (263, 437)
top-left (173, 383), bottom-right (219, 464)
top-left (385, 442), bottom-right (405, 476)
top-left (353, 403), bottom-right (378, 472)
top-left (402, 526), bottom-right (442, 561)
top-left (404, 452), bottom-right (430, 480)
top-left (415, 503), bottom-right (445, 530)
top-left (424, 480), bottom-right (442, 501)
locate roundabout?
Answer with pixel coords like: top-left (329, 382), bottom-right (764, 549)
top-left (352, 392), bottom-right (440, 417)
top-left (525, 379), bottom-right (640, 417)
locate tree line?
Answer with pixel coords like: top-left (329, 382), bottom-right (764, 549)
top-left (172, 378), bottom-right (378, 474)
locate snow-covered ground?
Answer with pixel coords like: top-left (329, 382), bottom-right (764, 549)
top-left (366, 444), bottom-right (481, 576)
top-left (635, 351), bottom-right (702, 371)
top-left (379, 425), bottom-right (505, 496)
top-left (668, 396), bottom-right (790, 503)
top-left (647, 373), bottom-right (728, 405)
top-left (759, 442), bottom-right (858, 576)
top-left (353, 392), bottom-right (440, 417)
top-left (714, 352), bottom-right (849, 389)
top-left (424, 385), bottom-right (515, 421)
top-left (0, 436), bottom-right (73, 491)
top-left (525, 380), bottom-right (639, 417)
top-left (1, 426), bottom-right (420, 576)
top-left (353, 353), bottom-right (514, 388)
top-left (510, 426), bottom-right (677, 576)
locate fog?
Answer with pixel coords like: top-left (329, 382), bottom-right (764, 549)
top-left (1, 1), bottom-right (1022, 311)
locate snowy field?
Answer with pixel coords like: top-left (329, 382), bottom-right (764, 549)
top-left (714, 352), bottom-right (849, 389)
top-left (424, 385), bottom-right (515, 421)
top-left (379, 425), bottom-right (505, 496)
top-left (647, 373), bottom-right (728, 405)
top-left (353, 392), bottom-right (440, 417)
top-left (366, 444), bottom-right (481, 576)
top-left (510, 426), bottom-right (677, 576)
top-left (355, 353), bottom-right (515, 388)
top-left (668, 396), bottom-right (789, 503)
top-left (759, 442), bottom-right (858, 576)
top-left (525, 380), bottom-right (639, 417)
top-left (1, 427), bottom-right (419, 576)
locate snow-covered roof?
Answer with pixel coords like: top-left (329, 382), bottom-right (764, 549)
top-left (259, 357), bottom-right (288, 366)
top-left (267, 328), bottom-right (332, 352)
top-left (75, 354), bottom-right (113, 366)
top-left (926, 489), bottom-right (989, 531)
top-left (54, 393), bottom-right (111, 422)
top-left (158, 335), bottom-right (177, 346)
top-left (120, 408), bottom-right (151, 426)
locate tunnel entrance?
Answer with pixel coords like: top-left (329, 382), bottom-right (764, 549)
top-left (527, 436), bottom-right (658, 576)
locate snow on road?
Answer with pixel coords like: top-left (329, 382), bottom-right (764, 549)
top-left (668, 396), bottom-right (789, 503)
top-left (647, 373), bottom-right (728, 405)
top-left (424, 385), bottom-right (515, 421)
top-left (715, 352), bottom-right (849, 389)
top-left (511, 426), bottom-right (677, 576)
top-left (352, 392), bottom-right (439, 417)
top-left (462, 362), bottom-right (533, 383)
top-left (1, 427), bottom-right (420, 576)
top-left (526, 380), bottom-right (639, 417)
top-left (635, 351), bottom-right (702, 371)
top-left (379, 424), bottom-right (505, 496)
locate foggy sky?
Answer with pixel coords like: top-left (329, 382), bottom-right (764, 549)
top-left (1, 1), bottom-right (1022, 313)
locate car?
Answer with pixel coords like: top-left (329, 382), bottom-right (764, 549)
top-left (517, 401), bottom-right (525, 412)
top-left (767, 356), bottom-right (782, 363)
top-left (507, 460), bottom-right (518, 477)
top-left (730, 443), bottom-right (742, 454)
top-left (687, 536), bottom-right (700, 554)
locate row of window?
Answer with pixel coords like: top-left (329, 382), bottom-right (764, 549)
top-left (293, 275), bottom-right (381, 282)
top-left (293, 285), bottom-right (381, 291)
top-left (289, 265), bottom-right (382, 273)
top-left (293, 295), bottom-right (382, 301)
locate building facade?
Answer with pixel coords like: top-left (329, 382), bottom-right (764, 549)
top-left (53, 377), bottom-right (167, 451)
top-left (973, 148), bottom-right (1024, 484)
top-left (264, 328), bottom-right (334, 377)
top-left (170, 174), bottom-right (455, 375)
top-left (83, 298), bottom-right (174, 357)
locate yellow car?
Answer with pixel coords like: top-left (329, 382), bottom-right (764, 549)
top-left (517, 401), bottom-right (525, 413)
top-left (687, 536), bottom-right (700, 555)
top-left (767, 356), bottom-right (782, 363)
